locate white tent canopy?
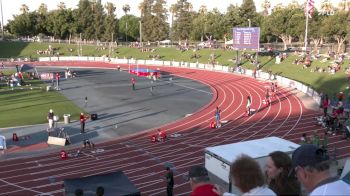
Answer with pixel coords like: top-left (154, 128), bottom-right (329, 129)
top-left (20, 64), bottom-right (39, 78)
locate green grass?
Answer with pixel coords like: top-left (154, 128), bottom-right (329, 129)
top-left (0, 41), bottom-right (349, 127)
top-left (0, 70), bottom-right (82, 128)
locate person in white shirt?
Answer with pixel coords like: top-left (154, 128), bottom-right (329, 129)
top-left (291, 144), bottom-right (350, 196)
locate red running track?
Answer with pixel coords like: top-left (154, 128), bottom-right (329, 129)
top-left (0, 62), bottom-right (349, 196)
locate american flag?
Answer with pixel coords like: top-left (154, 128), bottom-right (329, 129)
top-left (307, 0), bottom-right (315, 18)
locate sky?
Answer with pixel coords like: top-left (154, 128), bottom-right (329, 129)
top-left (0, 0), bottom-right (343, 25)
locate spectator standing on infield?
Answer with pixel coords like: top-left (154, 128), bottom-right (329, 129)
top-left (131, 77), bottom-right (136, 90)
top-left (55, 72), bottom-right (60, 90)
top-left (84, 96), bottom-right (88, 108)
top-left (188, 165), bottom-right (219, 196)
top-left (265, 151), bottom-right (301, 195)
top-left (165, 167), bottom-right (174, 196)
top-left (291, 144), bottom-right (350, 195)
top-left (47, 109), bottom-right (54, 135)
top-left (80, 113), bottom-right (88, 134)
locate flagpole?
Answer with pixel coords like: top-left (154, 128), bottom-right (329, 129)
top-left (304, 0), bottom-right (309, 52)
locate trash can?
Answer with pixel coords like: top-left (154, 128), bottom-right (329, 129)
top-left (63, 114), bottom-right (70, 124)
top-left (46, 86), bottom-right (52, 92)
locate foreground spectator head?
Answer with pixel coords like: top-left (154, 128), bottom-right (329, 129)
top-left (96, 186), bottom-right (104, 196)
top-left (266, 151), bottom-right (300, 195)
top-left (290, 144), bottom-right (350, 195)
top-left (188, 165), bottom-right (218, 196)
top-left (188, 165), bottom-right (210, 189)
top-left (74, 188), bottom-right (84, 196)
top-left (230, 155), bottom-right (264, 193)
top-left (230, 155), bottom-right (276, 195)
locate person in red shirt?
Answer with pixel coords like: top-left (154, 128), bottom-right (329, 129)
top-left (80, 113), bottom-right (88, 133)
top-left (188, 165), bottom-right (219, 196)
top-left (55, 72), bottom-right (60, 89)
top-left (131, 77), bottom-right (135, 90)
top-left (157, 129), bottom-right (167, 142)
top-left (338, 91), bottom-right (344, 101)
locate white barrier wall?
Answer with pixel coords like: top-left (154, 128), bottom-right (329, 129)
top-left (38, 56), bottom-right (321, 103)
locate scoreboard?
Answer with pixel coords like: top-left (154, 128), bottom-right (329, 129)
top-left (232, 27), bottom-right (260, 50)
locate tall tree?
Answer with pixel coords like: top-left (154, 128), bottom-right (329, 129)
top-left (150, 0), bottom-right (169, 41)
top-left (239, 0), bottom-right (258, 27)
top-left (265, 6), bottom-right (305, 50)
top-left (93, 1), bottom-right (105, 40)
top-left (7, 5), bottom-right (38, 37)
top-left (140, 0), bottom-right (154, 41)
top-left (261, 0), bottom-right (271, 16)
top-left (103, 2), bottom-right (118, 42)
top-left (322, 11), bottom-right (349, 53)
top-left (223, 4), bottom-right (241, 39)
top-left (309, 10), bottom-right (326, 53)
top-left (36, 3), bottom-right (49, 36)
top-left (204, 8), bottom-right (224, 40)
top-left (57, 2), bottom-right (66, 10)
top-left (46, 8), bottom-right (75, 39)
top-left (190, 6), bottom-right (207, 40)
top-left (169, 4), bottom-right (177, 28)
top-left (172, 0), bottom-right (193, 41)
top-left (20, 4), bottom-right (29, 14)
top-left (118, 15), bottom-right (140, 41)
top-left (122, 4), bottom-right (131, 41)
top-left (74, 0), bottom-right (94, 40)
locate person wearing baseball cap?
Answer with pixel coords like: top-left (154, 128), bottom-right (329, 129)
top-left (291, 144), bottom-right (350, 195)
top-left (188, 165), bottom-right (219, 196)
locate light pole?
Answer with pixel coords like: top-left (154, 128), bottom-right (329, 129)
top-left (125, 21), bottom-right (128, 42)
top-left (248, 19), bottom-right (251, 28)
top-left (139, 21), bottom-right (142, 47)
top-left (0, 0), bottom-right (4, 40)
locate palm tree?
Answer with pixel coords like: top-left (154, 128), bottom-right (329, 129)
top-left (57, 2), bottom-right (66, 10)
top-left (122, 4), bottom-right (130, 15)
top-left (198, 5), bottom-right (207, 41)
top-left (261, 0), bottom-right (270, 16)
top-left (38, 3), bottom-right (48, 15)
top-left (105, 2), bottom-right (116, 16)
top-left (272, 3), bottom-right (284, 12)
top-left (338, 0), bottom-right (349, 11)
top-left (320, 0), bottom-right (334, 14)
top-left (20, 4), bottom-right (29, 14)
top-left (184, 2), bottom-right (193, 12)
top-left (122, 4), bottom-right (130, 42)
top-left (288, 0), bottom-right (300, 9)
top-left (170, 4), bottom-right (177, 27)
top-left (198, 5), bottom-right (207, 15)
top-left (138, 2), bottom-right (145, 17)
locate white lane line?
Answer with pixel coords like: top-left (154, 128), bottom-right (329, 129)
top-left (0, 179), bottom-right (47, 196)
